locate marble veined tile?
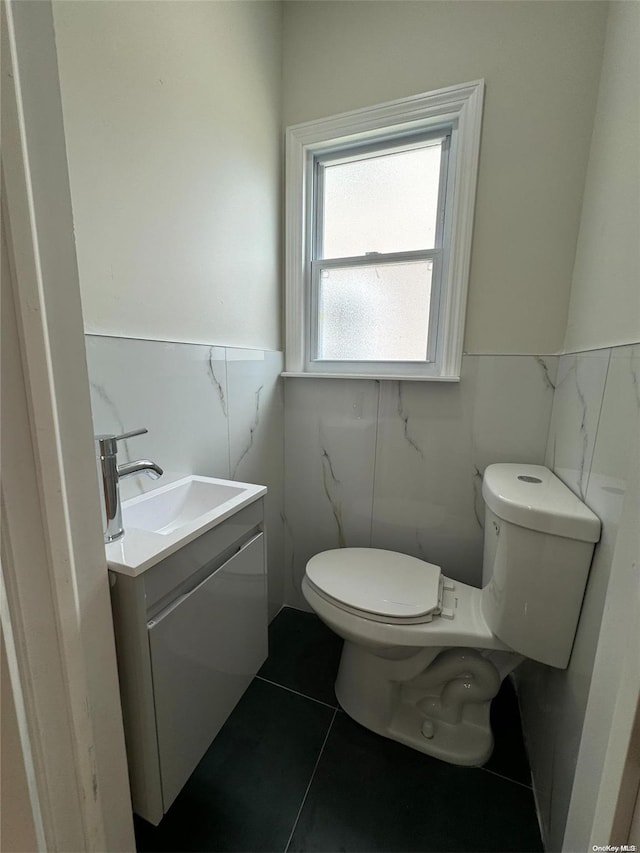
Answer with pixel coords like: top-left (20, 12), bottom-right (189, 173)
top-left (226, 349), bottom-right (285, 619)
top-left (371, 356), bottom-right (556, 587)
top-left (371, 369), bottom-right (481, 586)
top-left (284, 378), bottom-right (380, 610)
top-left (469, 355), bottom-right (557, 471)
top-left (568, 344), bottom-right (640, 710)
top-left (586, 344), bottom-right (640, 505)
top-left (85, 335), bottom-right (230, 500)
top-left (545, 350), bottom-right (611, 499)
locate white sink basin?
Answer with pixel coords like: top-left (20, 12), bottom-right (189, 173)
top-left (105, 475), bottom-right (266, 576)
top-left (123, 478), bottom-right (247, 535)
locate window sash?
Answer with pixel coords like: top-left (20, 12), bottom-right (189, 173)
top-left (309, 132), bottom-right (451, 372)
top-left (313, 130), bottom-right (451, 263)
top-left (308, 250), bottom-right (442, 372)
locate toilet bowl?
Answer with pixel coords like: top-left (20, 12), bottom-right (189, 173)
top-left (302, 463), bottom-right (601, 766)
top-left (302, 549), bottom-right (520, 765)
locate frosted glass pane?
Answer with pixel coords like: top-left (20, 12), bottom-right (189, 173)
top-left (316, 261), bottom-right (432, 362)
top-left (321, 144), bottom-right (442, 259)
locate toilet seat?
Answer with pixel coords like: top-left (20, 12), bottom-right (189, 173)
top-left (305, 548), bottom-right (443, 625)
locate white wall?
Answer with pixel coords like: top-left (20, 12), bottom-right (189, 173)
top-left (52, 1), bottom-right (287, 618)
top-left (516, 4), bottom-right (640, 849)
top-left (283, 0), bottom-right (608, 355)
top-left (1, 229), bottom-right (39, 853)
top-left (564, 1), bottom-right (640, 353)
top-left (564, 433), bottom-right (639, 851)
top-left (53, 0), bottom-right (282, 350)
top-left (3, 0), bottom-right (135, 844)
top-left (1, 628), bottom-right (38, 853)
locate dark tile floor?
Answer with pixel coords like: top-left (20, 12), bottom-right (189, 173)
top-left (135, 607), bottom-right (543, 853)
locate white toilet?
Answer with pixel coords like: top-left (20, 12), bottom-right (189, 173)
top-left (302, 463), bottom-right (601, 766)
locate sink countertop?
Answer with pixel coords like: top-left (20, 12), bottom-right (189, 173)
top-left (105, 475), bottom-right (267, 577)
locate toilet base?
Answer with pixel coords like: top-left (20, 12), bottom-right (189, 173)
top-left (335, 640), bottom-right (504, 766)
top-left (387, 701), bottom-right (493, 766)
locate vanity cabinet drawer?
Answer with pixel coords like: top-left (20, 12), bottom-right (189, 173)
top-left (148, 532), bottom-right (267, 811)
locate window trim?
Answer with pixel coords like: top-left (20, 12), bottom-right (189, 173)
top-left (284, 80), bottom-right (484, 381)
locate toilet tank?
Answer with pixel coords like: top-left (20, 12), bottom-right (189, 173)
top-left (480, 464), bottom-right (600, 669)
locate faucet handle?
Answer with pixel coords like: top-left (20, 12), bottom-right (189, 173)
top-left (114, 427), bottom-right (148, 442)
top-left (96, 428), bottom-right (149, 458)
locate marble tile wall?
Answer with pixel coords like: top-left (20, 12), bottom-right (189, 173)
top-left (517, 343), bottom-right (640, 850)
top-left (85, 335), bottom-right (285, 620)
top-left (283, 355), bottom-right (558, 609)
top-left (544, 350), bottom-right (611, 499)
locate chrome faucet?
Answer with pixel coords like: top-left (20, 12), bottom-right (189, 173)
top-left (96, 428), bottom-right (163, 543)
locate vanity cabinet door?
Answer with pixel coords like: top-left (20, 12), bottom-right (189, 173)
top-left (147, 532), bottom-right (266, 811)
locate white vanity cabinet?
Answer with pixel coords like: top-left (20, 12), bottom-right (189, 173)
top-left (109, 499), bottom-right (267, 825)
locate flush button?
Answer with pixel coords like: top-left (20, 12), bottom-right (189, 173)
top-left (518, 475), bottom-right (542, 483)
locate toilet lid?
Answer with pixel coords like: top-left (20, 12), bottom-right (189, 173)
top-left (306, 548), bottom-right (442, 620)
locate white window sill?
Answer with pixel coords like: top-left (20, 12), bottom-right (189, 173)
top-left (281, 372), bottom-right (461, 382)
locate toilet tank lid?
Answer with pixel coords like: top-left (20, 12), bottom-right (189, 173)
top-left (482, 464), bottom-right (601, 543)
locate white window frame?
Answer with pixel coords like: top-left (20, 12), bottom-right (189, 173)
top-left (284, 79), bottom-right (484, 382)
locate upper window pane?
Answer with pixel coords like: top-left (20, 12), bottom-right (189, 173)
top-left (320, 142), bottom-right (443, 259)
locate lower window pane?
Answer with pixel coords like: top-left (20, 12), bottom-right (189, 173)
top-left (316, 261), bottom-right (432, 362)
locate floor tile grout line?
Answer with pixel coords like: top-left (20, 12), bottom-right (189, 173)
top-left (480, 765), bottom-right (533, 790)
top-left (283, 707), bottom-right (338, 853)
top-left (255, 675), bottom-right (338, 710)
top-left (257, 678), bottom-right (534, 793)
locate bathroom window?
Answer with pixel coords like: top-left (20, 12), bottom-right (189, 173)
top-left (284, 80), bottom-right (484, 381)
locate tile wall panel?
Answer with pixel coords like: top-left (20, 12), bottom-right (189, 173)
top-left (371, 356), bottom-right (557, 585)
top-left (371, 370), bottom-right (481, 586)
top-left (283, 379), bottom-right (380, 609)
top-left (85, 335), bottom-right (285, 616)
top-left (284, 356), bottom-right (557, 606)
top-left (226, 348), bottom-right (285, 619)
top-left (544, 350), bottom-right (611, 499)
top-left (518, 343), bottom-right (639, 850)
top-left (86, 336), bottom-right (230, 498)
